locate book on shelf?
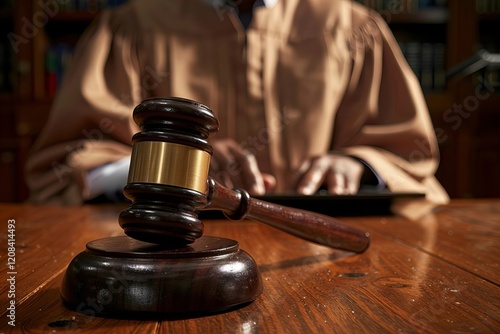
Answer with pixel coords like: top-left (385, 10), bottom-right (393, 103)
top-left (476, 0), bottom-right (500, 13)
top-left (57, 0), bottom-right (128, 12)
top-left (353, 0), bottom-right (447, 12)
top-left (44, 44), bottom-right (73, 97)
top-left (399, 41), bottom-right (446, 91)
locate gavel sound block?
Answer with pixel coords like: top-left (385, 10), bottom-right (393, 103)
top-left (61, 97), bottom-right (370, 316)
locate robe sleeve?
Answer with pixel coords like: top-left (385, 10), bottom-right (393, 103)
top-left (25, 8), bottom-right (143, 204)
top-left (333, 7), bottom-right (449, 204)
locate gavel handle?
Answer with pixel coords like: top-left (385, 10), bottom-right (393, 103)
top-left (203, 178), bottom-right (370, 253)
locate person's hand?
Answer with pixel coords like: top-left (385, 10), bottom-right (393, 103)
top-left (296, 154), bottom-right (364, 195)
top-left (210, 138), bottom-right (276, 195)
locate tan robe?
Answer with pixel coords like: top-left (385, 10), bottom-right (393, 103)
top-left (25, 0), bottom-right (449, 205)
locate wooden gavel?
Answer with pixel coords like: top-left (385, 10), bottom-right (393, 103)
top-left (118, 97), bottom-right (370, 253)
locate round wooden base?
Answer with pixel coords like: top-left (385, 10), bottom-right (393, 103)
top-left (60, 236), bottom-right (262, 316)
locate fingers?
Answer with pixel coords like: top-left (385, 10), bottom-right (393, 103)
top-left (327, 171), bottom-right (346, 194)
top-left (297, 159), bottom-right (328, 195)
top-left (262, 173), bottom-right (277, 192)
top-left (210, 140), bottom-right (235, 189)
top-left (297, 155), bottom-right (364, 195)
top-left (326, 168), bottom-right (360, 195)
top-left (232, 148), bottom-right (266, 195)
top-left (210, 139), bottom-right (267, 195)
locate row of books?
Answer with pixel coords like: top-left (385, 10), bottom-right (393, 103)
top-left (42, 1), bottom-right (128, 95)
top-left (399, 42), bottom-right (446, 91)
top-left (354, 0), bottom-right (447, 12)
top-left (476, 0), bottom-right (500, 13)
top-left (45, 44), bottom-right (74, 97)
top-left (55, 0), bottom-right (127, 12)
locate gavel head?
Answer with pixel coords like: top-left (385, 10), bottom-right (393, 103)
top-left (118, 97), bottom-right (219, 246)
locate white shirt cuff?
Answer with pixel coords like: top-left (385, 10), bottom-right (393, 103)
top-left (84, 156), bottom-right (131, 201)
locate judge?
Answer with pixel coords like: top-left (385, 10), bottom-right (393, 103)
top-left (25, 0), bottom-right (449, 205)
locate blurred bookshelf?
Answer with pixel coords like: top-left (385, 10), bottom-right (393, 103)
top-left (1, 0), bottom-right (499, 202)
top-left (0, 0), bottom-right (125, 202)
top-left (355, 0), bottom-right (448, 93)
top-left (356, 0), bottom-right (500, 199)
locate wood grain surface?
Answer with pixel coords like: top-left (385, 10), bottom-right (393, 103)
top-left (0, 200), bottom-right (499, 333)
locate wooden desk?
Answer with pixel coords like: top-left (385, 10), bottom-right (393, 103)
top-left (1, 200), bottom-right (499, 333)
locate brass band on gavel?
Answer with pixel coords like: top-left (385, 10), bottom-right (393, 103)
top-left (128, 141), bottom-right (211, 194)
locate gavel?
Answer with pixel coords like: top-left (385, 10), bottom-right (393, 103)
top-left (118, 97), bottom-right (370, 253)
top-left (61, 97), bottom-right (370, 316)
